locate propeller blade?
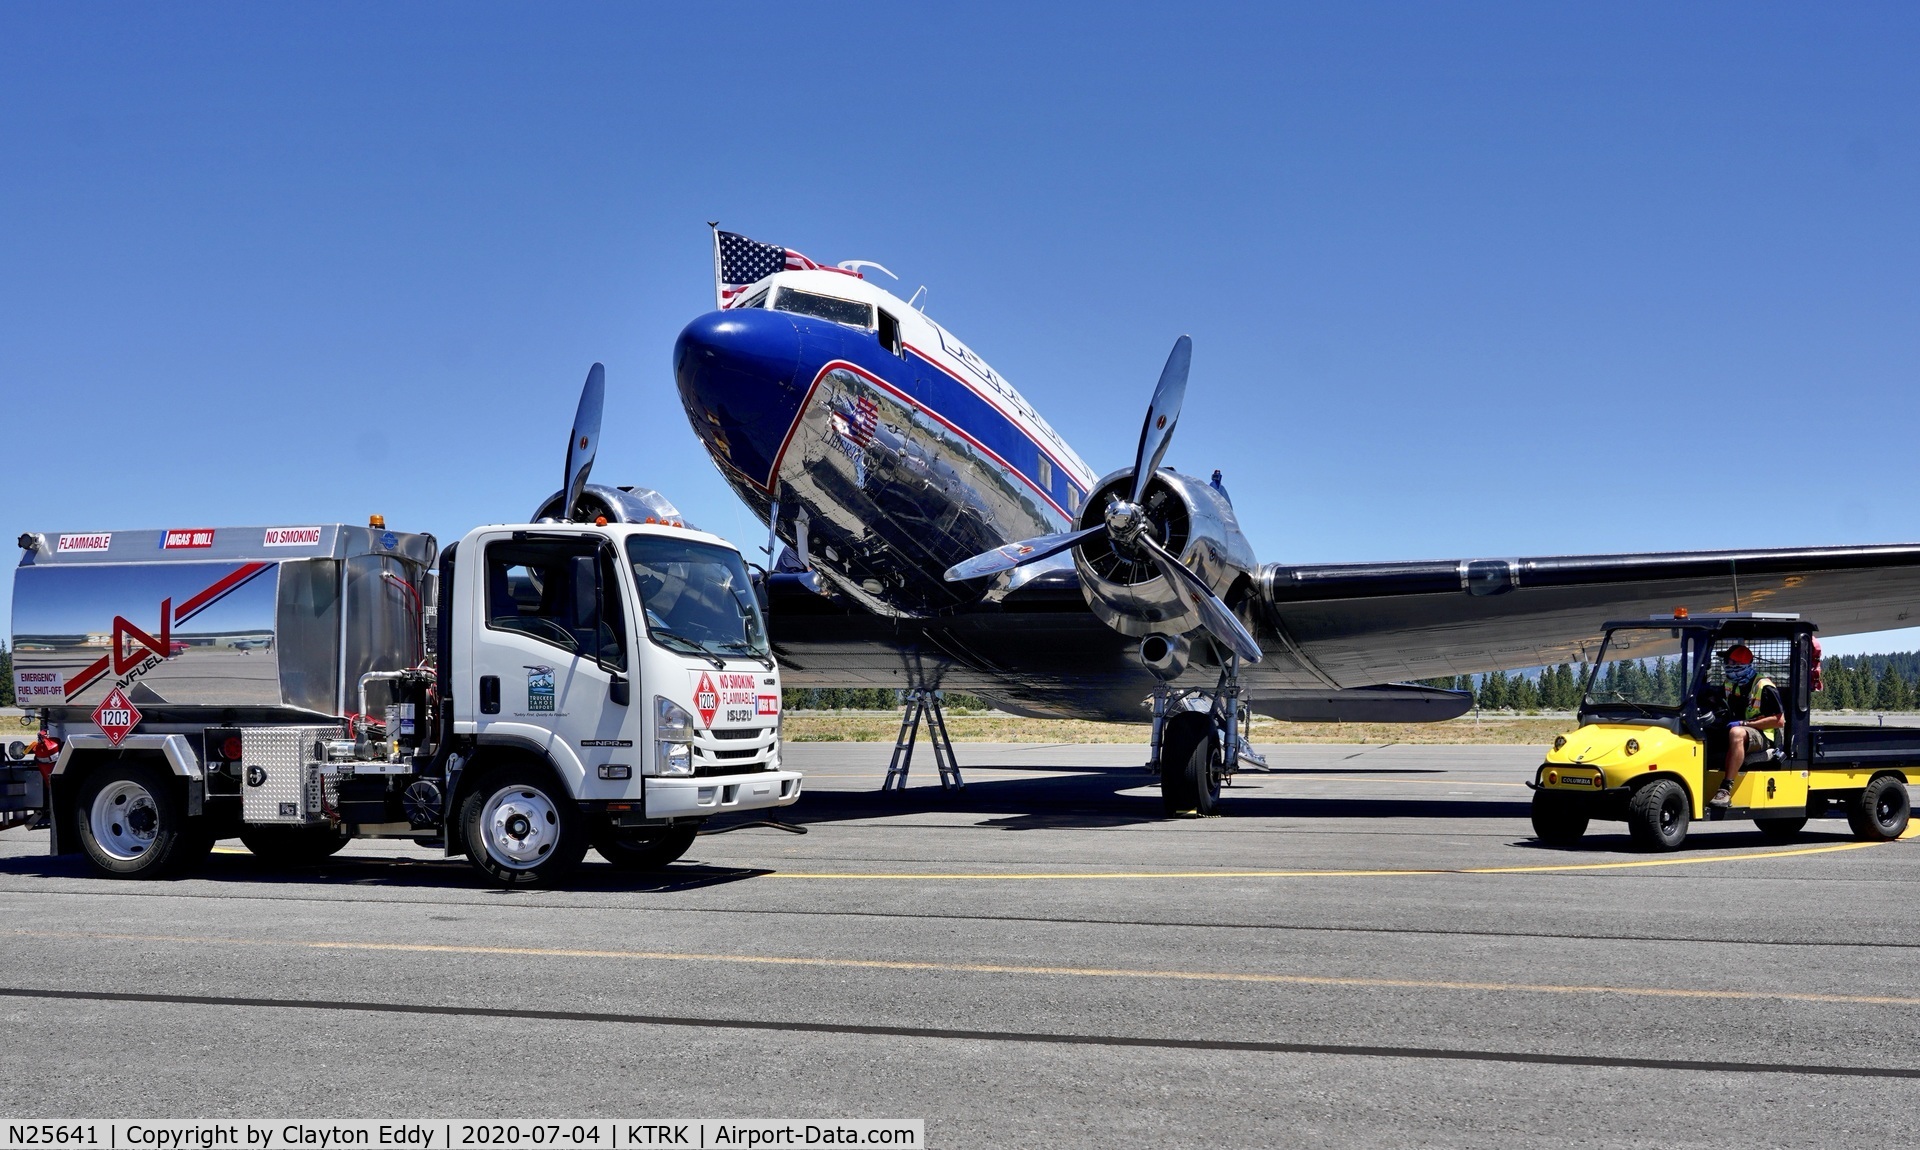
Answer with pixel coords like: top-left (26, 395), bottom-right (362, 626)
top-left (563, 362), bottom-right (606, 521)
top-left (1140, 533), bottom-right (1263, 664)
top-left (943, 524), bottom-right (1108, 583)
top-left (1131, 335), bottom-right (1191, 504)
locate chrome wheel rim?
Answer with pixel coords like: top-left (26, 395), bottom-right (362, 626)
top-left (479, 785), bottom-right (561, 869)
top-left (89, 779), bottom-right (160, 861)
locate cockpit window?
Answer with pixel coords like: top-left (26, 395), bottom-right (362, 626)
top-left (736, 287), bottom-right (770, 310)
top-left (773, 288), bottom-right (874, 329)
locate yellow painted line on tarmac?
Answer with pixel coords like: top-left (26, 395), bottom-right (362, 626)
top-left (13, 927), bottom-right (1920, 1009)
top-left (765, 838), bottom-right (1893, 879)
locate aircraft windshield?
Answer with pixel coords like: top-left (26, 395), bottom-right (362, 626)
top-left (773, 287), bottom-right (873, 329)
top-left (625, 535), bottom-right (770, 660)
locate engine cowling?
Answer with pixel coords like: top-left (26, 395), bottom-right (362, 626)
top-left (531, 483), bottom-right (690, 526)
top-left (1071, 469), bottom-right (1259, 640)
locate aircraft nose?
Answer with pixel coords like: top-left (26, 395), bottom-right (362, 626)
top-left (674, 309), bottom-right (808, 492)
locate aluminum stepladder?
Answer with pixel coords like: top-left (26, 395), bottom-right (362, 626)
top-left (881, 688), bottom-right (964, 792)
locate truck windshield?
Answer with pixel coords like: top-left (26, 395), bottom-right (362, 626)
top-left (625, 535), bottom-right (769, 660)
top-left (1581, 631), bottom-right (1685, 712)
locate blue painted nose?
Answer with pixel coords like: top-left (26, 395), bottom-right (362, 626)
top-left (674, 309), bottom-right (807, 492)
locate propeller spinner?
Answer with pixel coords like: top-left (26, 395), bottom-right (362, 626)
top-left (942, 337), bottom-right (1262, 664)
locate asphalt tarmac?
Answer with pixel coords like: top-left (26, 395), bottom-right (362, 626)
top-left (1, 741), bottom-right (1916, 1148)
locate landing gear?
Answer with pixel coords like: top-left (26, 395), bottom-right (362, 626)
top-left (1152, 653), bottom-right (1250, 817)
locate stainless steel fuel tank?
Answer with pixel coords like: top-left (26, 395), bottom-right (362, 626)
top-left (11, 525), bottom-right (435, 721)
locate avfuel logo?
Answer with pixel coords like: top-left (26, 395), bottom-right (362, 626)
top-left (92, 686), bottom-right (141, 746)
top-left (63, 561), bottom-right (274, 700)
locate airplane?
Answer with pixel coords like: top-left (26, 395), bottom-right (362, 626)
top-left (588, 229), bottom-right (1920, 815)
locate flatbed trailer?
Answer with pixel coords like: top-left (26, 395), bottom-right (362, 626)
top-left (1529, 612), bottom-right (1912, 849)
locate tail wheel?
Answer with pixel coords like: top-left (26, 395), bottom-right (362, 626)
top-left (240, 824), bottom-right (352, 867)
top-left (73, 761), bottom-right (213, 879)
top-left (1159, 711), bottom-right (1219, 817)
top-left (593, 826), bottom-right (699, 871)
top-left (1848, 776), bottom-right (1910, 842)
top-left (460, 765), bottom-right (588, 886)
top-left (1627, 778), bottom-right (1690, 851)
top-left (1530, 792), bottom-right (1589, 847)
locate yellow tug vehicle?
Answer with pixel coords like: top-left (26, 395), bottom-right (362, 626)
top-left (1529, 612), bottom-right (1912, 850)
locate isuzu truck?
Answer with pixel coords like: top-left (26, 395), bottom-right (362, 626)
top-left (2, 364), bottom-right (800, 884)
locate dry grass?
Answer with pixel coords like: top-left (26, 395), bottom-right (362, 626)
top-left (783, 710), bottom-right (1572, 745)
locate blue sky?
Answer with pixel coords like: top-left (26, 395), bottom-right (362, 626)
top-left (3, 3), bottom-right (1918, 655)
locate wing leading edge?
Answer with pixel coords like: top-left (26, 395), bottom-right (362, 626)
top-left (1258, 544), bottom-right (1920, 687)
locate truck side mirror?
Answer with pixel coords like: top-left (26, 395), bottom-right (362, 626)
top-left (608, 672), bottom-right (630, 707)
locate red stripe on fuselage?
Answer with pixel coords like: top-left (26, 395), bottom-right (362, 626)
top-left (901, 341), bottom-right (1090, 495)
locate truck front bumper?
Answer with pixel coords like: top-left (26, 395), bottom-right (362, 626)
top-left (645, 770), bottom-right (804, 820)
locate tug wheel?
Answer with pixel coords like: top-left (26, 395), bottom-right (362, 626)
top-left (1753, 816), bottom-right (1806, 843)
top-left (1627, 779), bottom-right (1690, 851)
top-left (1530, 792), bottom-right (1588, 847)
top-left (1847, 776), bottom-right (1910, 842)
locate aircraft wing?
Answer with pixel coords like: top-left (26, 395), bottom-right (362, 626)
top-left (1258, 544), bottom-right (1920, 687)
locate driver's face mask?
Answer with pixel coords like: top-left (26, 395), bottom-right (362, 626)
top-left (1725, 662), bottom-right (1757, 688)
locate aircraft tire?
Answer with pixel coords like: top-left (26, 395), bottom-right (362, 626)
top-left (1159, 712), bottom-right (1217, 817)
top-left (1626, 779), bottom-right (1690, 851)
top-left (594, 826), bottom-right (698, 871)
top-left (1753, 816), bottom-right (1806, 842)
top-left (1529, 792), bottom-right (1588, 846)
top-left (1847, 776), bottom-right (1910, 842)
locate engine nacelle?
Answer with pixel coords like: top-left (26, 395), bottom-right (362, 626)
top-left (1071, 469), bottom-right (1259, 640)
top-left (532, 483), bottom-right (690, 526)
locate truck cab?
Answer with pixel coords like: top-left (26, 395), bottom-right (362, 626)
top-left (1531, 612), bottom-right (1911, 850)
top-left (448, 520), bottom-right (797, 879)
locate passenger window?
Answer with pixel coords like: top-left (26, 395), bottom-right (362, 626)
top-left (1067, 487), bottom-right (1081, 513)
top-left (877, 309), bottom-right (902, 355)
top-left (484, 541), bottom-right (627, 671)
top-left (1037, 456), bottom-right (1053, 491)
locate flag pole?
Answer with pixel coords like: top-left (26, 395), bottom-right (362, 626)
top-left (708, 221), bottom-right (723, 310)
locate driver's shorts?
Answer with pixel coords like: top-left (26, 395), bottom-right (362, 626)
top-left (1737, 725), bottom-right (1770, 754)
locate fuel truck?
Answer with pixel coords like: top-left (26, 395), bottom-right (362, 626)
top-left (1, 364), bottom-right (800, 885)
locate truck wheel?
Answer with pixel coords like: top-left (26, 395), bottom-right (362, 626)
top-left (240, 824), bottom-right (351, 868)
top-left (1159, 712), bottom-right (1218, 817)
top-left (73, 761), bottom-right (212, 879)
top-left (1530, 792), bottom-right (1588, 846)
top-left (461, 766), bottom-right (588, 886)
top-left (1754, 816), bottom-right (1806, 843)
top-left (1847, 776), bottom-right (1910, 842)
top-left (593, 826), bottom-right (698, 871)
top-left (1627, 779), bottom-right (1690, 851)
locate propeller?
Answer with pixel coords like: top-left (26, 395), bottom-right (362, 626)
top-left (941, 336), bottom-right (1262, 664)
top-left (562, 362), bottom-right (605, 522)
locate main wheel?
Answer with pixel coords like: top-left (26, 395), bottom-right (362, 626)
top-left (593, 826), bottom-right (699, 871)
top-left (1159, 712), bottom-right (1219, 817)
top-left (1847, 776), bottom-right (1910, 842)
top-left (240, 824), bottom-right (351, 867)
top-left (1754, 816), bottom-right (1806, 843)
top-left (1530, 792), bottom-right (1589, 846)
top-left (73, 761), bottom-right (213, 878)
top-left (460, 765), bottom-right (589, 886)
top-left (1627, 778), bottom-right (1690, 851)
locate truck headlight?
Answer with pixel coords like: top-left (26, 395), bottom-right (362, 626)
top-left (652, 695), bottom-right (695, 777)
top-left (1624, 738), bottom-right (1640, 756)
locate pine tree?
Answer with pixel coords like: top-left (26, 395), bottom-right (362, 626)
top-left (0, 642), bottom-right (10, 708)
top-left (1878, 663), bottom-right (1908, 711)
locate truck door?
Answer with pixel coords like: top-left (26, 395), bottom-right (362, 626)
top-left (469, 535), bottom-right (634, 790)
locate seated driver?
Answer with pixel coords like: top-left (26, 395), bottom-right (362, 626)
top-left (1710, 644), bottom-right (1785, 808)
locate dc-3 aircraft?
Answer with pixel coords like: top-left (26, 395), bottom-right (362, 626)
top-left (638, 229), bottom-right (1920, 815)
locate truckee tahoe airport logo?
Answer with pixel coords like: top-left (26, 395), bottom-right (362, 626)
top-left (526, 665), bottom-right (555, 712)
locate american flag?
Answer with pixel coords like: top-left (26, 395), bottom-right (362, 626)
top-left (714, 229), bottom-right (858, 308)
top-left (848, 395), bottom-right (878, 448)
